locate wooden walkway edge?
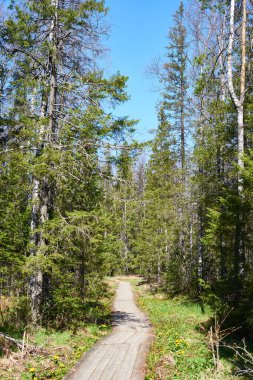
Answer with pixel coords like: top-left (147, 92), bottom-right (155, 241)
top-left (64, 280), bottom-right (153, 380)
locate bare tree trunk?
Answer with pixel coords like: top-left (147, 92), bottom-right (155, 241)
top-left (29, 0), bottom-right (59, 324)
top-left (227, 0), bottom-right (246, 181)
top-left (198, 206), bottom-right (204, 281)
top-left (48, 0), bottom-right (58, 143)
top-left (218, 13), bottom-right (227, 102)
top-left (29, 95), bottom-right (47, 324)
top-left (122, 193), bottom-right (129, 273)
top-left (157, 251), bottom-right (161, 287)
top-left (198, 87), bottom-right (205, 286)
top-left (180, 84), bottom-right (185, 171)
top-left (227, 0), bottom-right (247, 277)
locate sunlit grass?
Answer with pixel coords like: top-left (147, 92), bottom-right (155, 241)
top-left (133, 280), bottom-right (240, 380)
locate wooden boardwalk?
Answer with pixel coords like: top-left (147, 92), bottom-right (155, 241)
top-left (64, 280), bottom-right (152, 380)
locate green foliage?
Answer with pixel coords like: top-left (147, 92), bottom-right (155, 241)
top-left (0, 296), bottom-right (30, 331)
top-left (135, 107), bottom-right (179, 284)
top-left (0, 0), bottom-right (137, 329)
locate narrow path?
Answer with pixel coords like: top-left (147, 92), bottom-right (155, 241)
top-left (64, 280), bottom-right (152, 380)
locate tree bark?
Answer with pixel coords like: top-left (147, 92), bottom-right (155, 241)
top-left (29, 95), bottom-right (47, 324)
top-left (227, 0), bottom-right (247, 277)
top-left (122, 193), bottom-right (129, 273)
top-left (48, 0), bottom-right (58, 143)
top-left (227, 0), bottom-right (246, 180)
top-left (180, 77), bottom-right (185, 171)
top-left (29, 0), bottom-right (59, 324)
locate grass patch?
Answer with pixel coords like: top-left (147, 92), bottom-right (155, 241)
top-left (132, 280), bottom-right (242, 380)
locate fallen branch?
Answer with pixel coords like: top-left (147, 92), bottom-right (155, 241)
top-left (0, 332), bottom-right (23, 349)
top-left (0, 332), bottom-right (48, 355)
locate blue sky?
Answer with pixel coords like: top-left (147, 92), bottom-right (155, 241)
top-left (104, 0), bottom-right (181, 142)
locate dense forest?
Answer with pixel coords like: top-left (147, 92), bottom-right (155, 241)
top-left (1, 0), bottom-right (253, 366)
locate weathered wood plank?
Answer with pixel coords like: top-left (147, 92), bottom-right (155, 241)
top-left (64, 280), bottom-right (153, 380)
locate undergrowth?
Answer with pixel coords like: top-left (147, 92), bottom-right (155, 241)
top-left (0, 280), bottom-right (116, 380)
top-left (1, 324), bottom-right (110, 380)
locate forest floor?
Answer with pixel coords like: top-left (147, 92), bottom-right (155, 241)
top-left (131, 278), bottom-right (251, 380)
top-left (1, 277), bottom-right (252, 380)
top-left (0, 282), bottom-right (115, 380)
top-left (64, 278), bottom-right (153, 380)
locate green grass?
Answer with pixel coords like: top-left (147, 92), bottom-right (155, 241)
top-left (19, 324), bottom-right (110, 380)
top-left (0, 324), bottom-right (111, 380)
top-left (132, 280), bottom-right (241, 380)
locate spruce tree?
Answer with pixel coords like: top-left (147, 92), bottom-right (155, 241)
top-left (163, 1), bottom-right (189, 171)
top-left (0, 0), bottom-right (136, 324)
top-left (136, 105), bottom-right (179, 288)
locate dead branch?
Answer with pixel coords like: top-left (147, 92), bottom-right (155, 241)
top-left (0, 332), bottom-right (23, 350)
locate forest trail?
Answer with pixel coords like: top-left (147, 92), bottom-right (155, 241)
top-left (64, 280), bottom-right (152, 380)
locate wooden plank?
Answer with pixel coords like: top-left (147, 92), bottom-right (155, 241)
top-left (65, 344), bottom-right (110, 380)
top-left (112, 343), bottom-right (139, 380)
top-left (87, 345), bottom-right (117, 379)
top-left (100, 343), bottom-right (129, 380)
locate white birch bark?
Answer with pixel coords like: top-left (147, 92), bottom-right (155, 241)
top-left (227, 0), bottom-right (247, 277)
top-left (227, 0), bottom-right (246, 192)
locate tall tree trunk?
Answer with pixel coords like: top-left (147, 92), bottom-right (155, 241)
top-left (227, 0), bottom-right (246, 183)
top-left (218, 13), bottom-right (227, 102)
top-left (122, 193), bottom-right (129, 273)
top-left (48, 0), bottom-right (58, 143)
top-left (198, 205), bottom-right (204, 282)
top-left (180, 72), bottom-right (185, 171)
top-left (29, 95), bottom-right (47, 324)
top-left (227, 0), bottom-right (247, 277)
top-left (29, 0), bottom-right (59, 324)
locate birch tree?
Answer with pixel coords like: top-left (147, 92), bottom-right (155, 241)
top-left (227, 0), bottom-right (247, 188)
top-left (227, 0), bottom-right (247, 277)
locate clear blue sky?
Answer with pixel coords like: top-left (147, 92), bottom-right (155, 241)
top-left (104, 0), bottom-right (181, 142)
